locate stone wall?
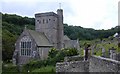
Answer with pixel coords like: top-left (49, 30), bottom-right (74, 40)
top-left (56, 61), bottom-right (89, 72)
top-left (64, 55), bottom-right (84, 62)
top-left (56, 55), bottom-right (120, 72)
top-left (89, 55), bottom-right (120, 72)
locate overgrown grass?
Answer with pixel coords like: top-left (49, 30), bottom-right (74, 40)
top-left (32, 66), bottom-right (55, 72)
top-left (79, 37), bottom-right (120, 57)
top-left (2, 63), bottom-right (56, 73)
top-left (2, 63), bottom-right (18, 73)
top-left (79, 48), bottom-right (84, 56)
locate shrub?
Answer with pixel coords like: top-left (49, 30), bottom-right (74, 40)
top-left (47, 48), bottom-right (79, 65)
top-left (22, 60), bottom-right (45, 72)
top-left (22, 47), bottom-right (79, 72)
top-left (66, 48), bottom-right (78, 56)
top-left (48, 48), bottom-right (58, 58)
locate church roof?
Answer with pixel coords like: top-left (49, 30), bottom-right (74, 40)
top-left (28, 30), bottom-right (53, 47)
top-left (64, 35), bottom-right (70, 40)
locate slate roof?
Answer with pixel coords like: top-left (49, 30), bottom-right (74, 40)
top-left (27, 30), bottom-right (53, 47)
top-left (64, 35), bottom-right (70, 40)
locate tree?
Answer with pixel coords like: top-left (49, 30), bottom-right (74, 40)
top-left (2, 29), bottom-right (16, 62)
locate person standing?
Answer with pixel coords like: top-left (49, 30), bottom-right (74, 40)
top-left (84, 44), bottom-right (91, 61)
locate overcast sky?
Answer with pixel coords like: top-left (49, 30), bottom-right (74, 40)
top-left (1, 0), bottom-right (120, 30)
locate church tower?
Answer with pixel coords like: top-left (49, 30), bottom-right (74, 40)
top-left (35, 9), bottom-right (64, 49)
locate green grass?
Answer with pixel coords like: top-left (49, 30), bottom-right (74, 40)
top-left (79, 37), bottom-right (120, 57)
top-left (95, 48), bottom-right (102, 56)
top-left (79, 48), bottom-right (84, 56)
top-left (93, 43), bottom-right (118, 56)
top-left (32, 66), bottom-right (55, 72)
top-left (2, 62), bottom-right (56, 73)
top-left (2, 63), bottom-right (18, 73)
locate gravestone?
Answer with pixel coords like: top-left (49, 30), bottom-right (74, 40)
top-left (102, 48), bottom-right (105, 57)
top-left (109, 47), bottom-right (116, 60)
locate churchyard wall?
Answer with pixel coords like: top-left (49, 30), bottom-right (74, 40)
top-left (89, 55), bottom-right (120, 72)
top-left (56, 55), bottom-right (120, 72)
top-left (56, 61), bottom-right (89, 72)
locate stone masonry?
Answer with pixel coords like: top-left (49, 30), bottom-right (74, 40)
top-left (56, 55), bottom-right (120, 72)
top-left (35, 9), bottom-right (64, 49)
top-left (13, 8), bottom-right (80, 65)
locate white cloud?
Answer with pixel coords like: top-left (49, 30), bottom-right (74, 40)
top-left (1, 0), bottom-right (119, 30)
top-left (65, 0), bottom-right (118, 30)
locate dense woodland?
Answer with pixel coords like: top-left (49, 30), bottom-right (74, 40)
top-left (2, 13), bottom-right (119, 62)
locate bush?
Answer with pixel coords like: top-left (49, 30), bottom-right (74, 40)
top-left (47, 48), bottom-right (79, 65)
top-left (22, 48), bottom-right (79, 72)
top-left (22, 60), bottom-right (46, 72)
top-left (65, 48), bottom-right (78, 56)
top-left (48, 48), bottom-right (59, 58)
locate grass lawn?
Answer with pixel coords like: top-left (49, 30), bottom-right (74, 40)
top-left (79, 38), bottom-right (120, 56)
top-left (32, 66), bottom-right (55, 72)
top-left (2, 63), bottom-right (19, 74)
top-left (2, 62), bottom-right (56, 73)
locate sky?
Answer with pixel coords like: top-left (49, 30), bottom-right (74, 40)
top-left (0, 0), bottom-right (120, 30)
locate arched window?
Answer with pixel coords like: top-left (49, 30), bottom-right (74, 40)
top-left (20, 36), bottom-right (32, 56)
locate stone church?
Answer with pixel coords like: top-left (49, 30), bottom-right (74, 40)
top-left (12, 9), bottom-right (80, 65)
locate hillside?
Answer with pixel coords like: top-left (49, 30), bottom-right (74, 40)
top-left (2, 13), bottom-right (119, 62)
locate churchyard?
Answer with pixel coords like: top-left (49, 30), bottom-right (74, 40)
top-left (2, 35), bottom-right (120, 73)
top-left (80, 36), bottom-right (119, 57)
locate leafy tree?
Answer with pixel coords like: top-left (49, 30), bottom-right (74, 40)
top-left (2, 29), bottom-right (16, 62)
